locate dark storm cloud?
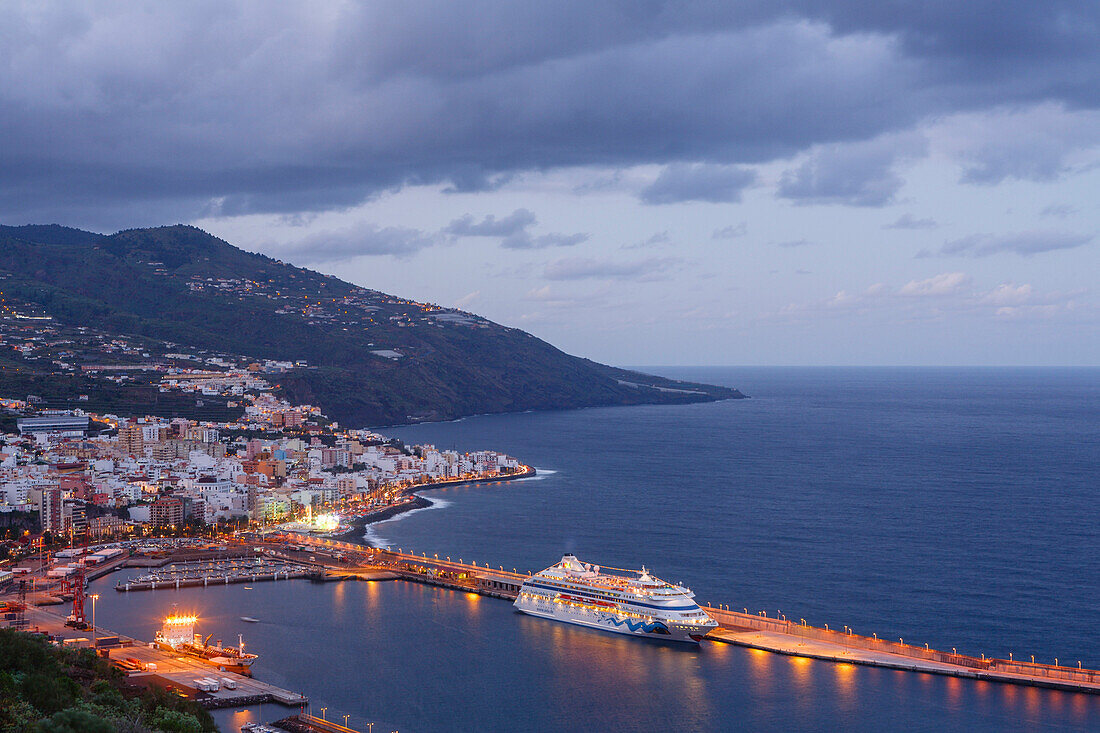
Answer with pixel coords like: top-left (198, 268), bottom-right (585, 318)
top-left (1, 2), bottom-right (1098, 226)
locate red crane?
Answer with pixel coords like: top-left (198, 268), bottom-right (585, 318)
top-left (65, 547), bottom-right (88, 629)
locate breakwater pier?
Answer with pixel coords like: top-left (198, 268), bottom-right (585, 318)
top-left (278, 534), bottom-right (1100, 697)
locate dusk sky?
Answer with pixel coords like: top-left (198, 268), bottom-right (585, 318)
top-left (3, 2), bottom-right (1098, 366)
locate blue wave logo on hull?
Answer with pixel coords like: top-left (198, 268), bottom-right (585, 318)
top-left (605, 616), bottom-right (670, 635)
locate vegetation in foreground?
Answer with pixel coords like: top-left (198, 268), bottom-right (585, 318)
top-left (0, 629), bottom-right (217, 733)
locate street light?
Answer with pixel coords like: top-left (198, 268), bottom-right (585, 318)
top-left (344, 714), bottom-right (350, 727)
top-left (90, 594), bottom-right (100, 642)
top-left (320, 707), bottom-right (327, 720)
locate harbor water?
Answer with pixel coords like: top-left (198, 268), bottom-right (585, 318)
top-left (88, 367), bottom-right (1100, 731)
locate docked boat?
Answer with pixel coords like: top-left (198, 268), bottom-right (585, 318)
top-left (514, 554), bottom-right (718, 643)
top-left (154, 615), bottom-right (258, 675)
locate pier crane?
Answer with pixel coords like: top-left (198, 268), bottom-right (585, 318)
top-left (12, 580), bottom-right (28, 629)
top-left (64, 547), bottom-right (89, 630)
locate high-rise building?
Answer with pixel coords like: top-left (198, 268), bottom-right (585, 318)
top-left (141, 424), bottom-right (166, 443)
top-left (151, 442), bottom-right (175, 461)
top-left (246, 484), bottom-right (260, 520)
top-left (62, 499), bottom-right (87, 534)
top-left (39, 486), bottom-right (63, 533)
top-left (118, 422), bottom-right (144, 456)
top-left (150, 496), bottom-right (184, 527)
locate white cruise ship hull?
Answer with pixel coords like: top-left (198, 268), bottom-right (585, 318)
top-left (514, 593), bottom-right (713, 643)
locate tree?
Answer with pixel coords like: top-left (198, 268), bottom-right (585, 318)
top-left (148, 706), bottom-right (203, 733)
top-left (20, 671), bottom-right (80, 715)
top-left (32, 708), bottom-right (115, 733)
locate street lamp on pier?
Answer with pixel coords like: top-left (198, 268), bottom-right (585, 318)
top-left (90, 594), bottom-right (100, 642)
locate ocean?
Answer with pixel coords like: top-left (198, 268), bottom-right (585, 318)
top-left (86, 367), bottom-right (1100, 731)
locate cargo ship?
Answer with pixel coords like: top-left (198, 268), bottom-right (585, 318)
top-left (154, 614), bottom-right (257, 675)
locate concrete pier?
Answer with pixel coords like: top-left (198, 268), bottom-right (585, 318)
top-left (282, 534), bottom-right (1100, 697)
top-left (702, 604), bottom-right (1100, 694)
top-left (272, 713), bottom-right (365, 733)
top-left (15, 606), bottom-right (308, 709)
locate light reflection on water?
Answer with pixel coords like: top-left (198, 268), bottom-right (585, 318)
top-left (82, 572), bottom-right (1100, 733)
top-left (833, 662), bottom-right (857, 712)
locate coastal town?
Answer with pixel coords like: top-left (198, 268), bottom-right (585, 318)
top-left (0, 381), bottom-right (528, 565)
top-left (0, 275), bottom-right (489, 386)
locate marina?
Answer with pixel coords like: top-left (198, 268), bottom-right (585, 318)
top-left (116, 556), bottom-right (315, 591)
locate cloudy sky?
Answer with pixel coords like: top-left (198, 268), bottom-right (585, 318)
top-left (3, 2), bottom-right (1099, 365)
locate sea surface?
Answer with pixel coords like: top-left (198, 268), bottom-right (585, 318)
top-left (87, 367), bottom-right (1100, 732)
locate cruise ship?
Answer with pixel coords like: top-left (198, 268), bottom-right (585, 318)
top-left (514, 554), bottom-right (718, 643)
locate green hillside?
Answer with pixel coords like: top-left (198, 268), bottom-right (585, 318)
top-left (0, 224), bottom-right (743, 425)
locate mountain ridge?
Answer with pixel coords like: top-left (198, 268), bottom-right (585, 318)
top-left (0, 223), bottom-right (744, 425)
